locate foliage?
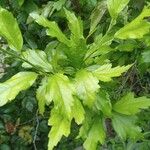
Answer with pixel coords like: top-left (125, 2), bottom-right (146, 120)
top-left (0, 0), bottom-right (150, 150)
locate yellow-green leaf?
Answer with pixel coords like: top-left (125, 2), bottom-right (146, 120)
top-left (83, 116), bottom-right (106, 150)
top-left (0, 72), bottom-right (38, 107)
top-left (107, 0), bottom-right (130, 19)
top-left (22, 49), bottom-right (53, 72)
top-left (92, 64), bottom-right (131, 82)
top-left (72, 97), bottom-right (85, 124)
top-left (48, 73), bottom-right (75, 114)
top-left (36, 77), bottom-right (52, 115)
top-left (30, 12), bottom-right (70, 47)
top-left (74, 69), bottom-right (100, 107)
top-left (115, 7), bottom-right (150, 39)
top-left (48, 108), bottom-right (71, 150)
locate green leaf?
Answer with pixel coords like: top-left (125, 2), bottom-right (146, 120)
top-left (48, 73), bottom-right (75, 114)
top-left (78, 110), bottom-right (93, 139)
top-left (115, 7), bottom-right (150, 39)
top-left (91, 64), bottom-right (131, 82)
top-left (22, 49), bottom-right (53, 72)
top-left (48, 108), bottom-right (71, 150)
top-left (74, 69), bottom-right (100, 107)
top-left (64, 8), bottom-right (84, 44)
top-left (95, 90), bottom-right (112, 117)
top-left (142, 50), bottom-right (150, 63)
top-left (0, 72), bottom-right (37, 107)
top-left (36, 78), bottom-right (52, 115)
top-left (83, 116), bottom-right (106, 150)
top-left (107, 0), bottom-right (130, 19)
top-left (89, 1), bottom-right (107, 35)
top-left (112, 113), bottom-right (142, 140)
top-left (18, 0), bottom-right (24, 6)
top-left (30, 12), bottom-right (70, 47)
top-left (85, 34), bottom-right (114, 60)
top-left (72, 97), bottom-right (85, 124)
top-left (113, 92), bottom-right (150, 115)
top-left (0, 7), bottom-right (23, 51)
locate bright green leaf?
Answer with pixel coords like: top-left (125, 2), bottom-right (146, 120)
top-left (78, 110), bottom-right (93, 140)
top-left (115, 7), bottom-right (150, 39)
top-left (92, 64), bottom-right (131, 82)
top-left (72, 97), bottom-right (85, 124)
top-left (30, 12), bottom-right (70, 47)
top-left (48, 73), bottom-right (75, 115)
top-left (48, 108), bottom-right (71, 150)
top-left (112, 113), bottom-right (142, 140)
top-left (0, 72), bottom-right (37, 107)
top-left (0, 7), bottom-right (23, 51)
top-left (74, 69), bottom-right (100, 107)
top-left (113, 92), bottom-right (150, 115)
top-left (36, 78), bottom-right (52, 115)
top-left (83, 116), bottom-right (106, 150)
top-left (107, 0), bottom-right (130, 19)
top-left (22, 49), bottom-right (53, 72)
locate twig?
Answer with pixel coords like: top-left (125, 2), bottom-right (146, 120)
top-left (33, 110), bottom-right (40, 150)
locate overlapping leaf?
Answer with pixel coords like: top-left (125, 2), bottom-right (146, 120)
top-left (22, 49), bottom-right (53, 72)
top-left (36, 77), bottom-right (52, 115)
top-left (107, 0), bottom-right (130, 19)
top-left (83, 116), bottom-right (106, 150)
top-left (115, 7), bottom-right (150, 39)
top-left (0, 72), bottom-right (37, 106)
top-left (71, 97), bottom-right (85, 124)
top-left (74, 69), bottom-right (100, 107)
top-left (95, 91), bottom-right (112, 116)
top-left (48, 73), bottom-right (75, 114)
top-left (48, 108), bottom-right (71, 150)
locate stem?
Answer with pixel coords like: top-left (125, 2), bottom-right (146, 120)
top-left (0, 48), bottom-right (50, 76)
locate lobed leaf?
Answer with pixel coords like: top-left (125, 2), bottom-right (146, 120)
top-left (95, 90), bottom-right (112, 117)
top-left (64, 8), bottom-right (84, 44)
top-left (91, 64), bottom-right (132, 82)
top-left (74, 69), bottom-right (100, 107)
top-left (115, 7), bottom-right (150, 39)
top-left (107, 0), bottom-right (130, 19)
top-left (48, 108), bottom-right (71, 150)
top-left (30, 12), bottom-right (70, 47)
top-left (83, 116), bottom-right (106, 150)
top-left (112, 113), bottom-right (142, 140)
top-left (113, 92), bottom-right (150, 115)
top-left (71, 97), bottom-right (85, 124)
top-left (48, 73), bottom-right (75, 115)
